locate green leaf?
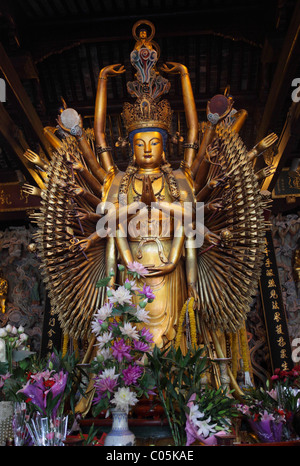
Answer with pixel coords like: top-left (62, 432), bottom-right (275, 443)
top-left (92, 398), bottom-right (109, 416)
top-left (0, 361), bottom-right (9, 375)
top-left (12, 350), bottom-right (35, 362)
top-left (95, 276), bottom-right (111, 288)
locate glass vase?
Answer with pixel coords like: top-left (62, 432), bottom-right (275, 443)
top-left (12, 402), bottom-right (31, 446)
top-left (104, 409), bottom-right (135, 446)
top-left (26, 413), bottom-right (68, 446)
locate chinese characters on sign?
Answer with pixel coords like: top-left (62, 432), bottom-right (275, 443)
top-left (0, 182), bottom-right (40, 218)
top-left (40, 296), bottom-right (62, 358)
top-left (259, 230), bottom-right (293, 372)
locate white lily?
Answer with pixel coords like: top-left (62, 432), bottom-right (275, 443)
top-left (196, 416), bottom-right (217, 438)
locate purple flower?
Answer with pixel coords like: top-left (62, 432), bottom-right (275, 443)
top-left (122, 365), bottom-right (143, 386)
top-left (139, 284), bottom-right (155, 300)
top-left (18, 370), bottom-right (68, 417)
top-left (140, 327), bottom-right (154, 344)
top-left (19, 378), bottom-right (45, 413)
top-left (111, 339), bottom-right (133, 363)
top-left (94, 376), bottom-right (118, 395)
top-left (49, 371), bottom-right (68, 398)
top-left (134, 340), bottom-right (151, 352)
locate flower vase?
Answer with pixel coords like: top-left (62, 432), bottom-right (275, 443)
top-left (0, 401), bottom-right (13, 446)
top-left (249, 419), bottom-right (283, 443)
top-left (104, 410), bottom-right (135, 446)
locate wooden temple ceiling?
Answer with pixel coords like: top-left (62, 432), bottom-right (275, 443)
top-left (0, 0), bottom-right (299, 219)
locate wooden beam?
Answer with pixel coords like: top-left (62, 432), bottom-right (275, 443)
top-left (0, 43), bottom-right (52, 160)
top-left (0, 102), bottom-right (45, 189)
top-left (256, 0), bottom-right (300, 143)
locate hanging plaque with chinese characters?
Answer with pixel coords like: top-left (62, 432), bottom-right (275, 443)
top-left (259, 230), bottom-right (293, 372)
top-left (40, 296), bottom-right (62, 358)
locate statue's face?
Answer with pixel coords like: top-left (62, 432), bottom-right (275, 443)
top-left (139, 29), bottom-right (147, 39)
top-left (133, 131), bottom-right (164, 169)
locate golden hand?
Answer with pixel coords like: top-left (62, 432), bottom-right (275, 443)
top-left (74, 207), bottom-right (100, 222)
top-left (205, 145), bottom-right (219, 162)
top-left (256, 133), bottom-right (278, 153)
top-left (69, 231), bottom-right (102, 253)
top-left (140, 175), bottom-right (157, 206)
top-left (22, 183), bottom-right (42, 198)
top-left (69, 237), bottom-right (92, 252)
top-left (145, 262), bottom-right (175, 277)
top-left (204, 228), bottom-right (220, 246)
top-left (23, 149), bottom-right (49, 171)
top-left (255, 165), bottom-right (276, 181)
top-left (100, 63), bottom-right (126, 78)
top-left (248, 132), bottom-right (278, 161)
top-left (160, 61), bottom-right (187, 75)
top-left (187, 283), bottom-right (200, 309)
top-left (205, 200), bottom-right (223, 212)
top-left (207, 177), bottom-right (225, 189)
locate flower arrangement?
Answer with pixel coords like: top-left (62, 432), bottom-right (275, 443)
top-left (236, 390), bottom-right (286, 442)
top-left (185, 387), bottom-right (237, 446)
top-left (271, 366), bottom-right (300, 387)
top-left (17, 349), bottom-right (80, 419)
top-left (18, 368), bottom-right (68, 418)
top-left (0, 324), bottom-right (34, 402)
top-left (148, 344), bottom-right (209, 446)
top-left (0, 324), bottom-right (29, 372)
top-left (90, 262), bottom-right (156, 417)
top-left (236, 367), bottom-right (300, 442)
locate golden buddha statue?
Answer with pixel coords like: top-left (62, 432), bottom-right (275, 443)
top-left (25, 20), bottom-right (278, 402)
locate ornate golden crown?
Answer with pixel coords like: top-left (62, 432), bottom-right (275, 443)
top-left (122, 97), bottom-right (172, 133)
top-left (121, 20), bottom-right (173, 134)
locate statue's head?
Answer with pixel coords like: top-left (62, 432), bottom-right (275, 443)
top-left (123, 20), bottom-right (171, 171)
top-left (129, 127), bottom-right (167, 169)
top-left (139, 28), bottom-right (148, 39)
